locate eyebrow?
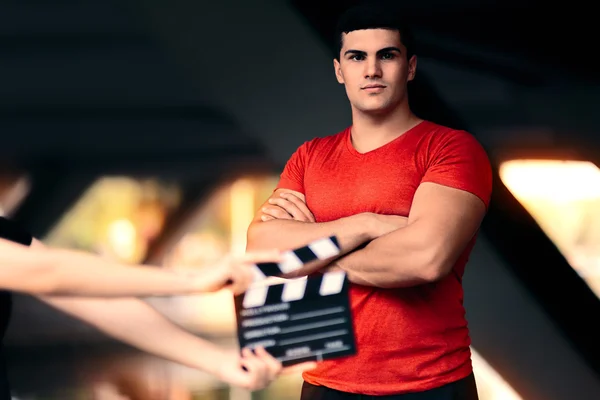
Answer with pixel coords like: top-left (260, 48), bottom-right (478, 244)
top-left (344, 47), bottom-right (403, 57)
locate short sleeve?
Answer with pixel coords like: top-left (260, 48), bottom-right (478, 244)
top-left (421, 130), bottom-right (493, 209)
top-left (0, 217), bottom-right (33, 246)
top-left (276, 141), bottom-right (311, 195)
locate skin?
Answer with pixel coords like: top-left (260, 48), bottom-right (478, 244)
top-left (0, 237), bottom-right (275, 297)
top-left (247, 29), bottom-right (487, 288)
top-left (0, 236), bottom-right (315, 390)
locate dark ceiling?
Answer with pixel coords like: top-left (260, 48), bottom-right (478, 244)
top-left (292, 0), bottom-right (598, 85)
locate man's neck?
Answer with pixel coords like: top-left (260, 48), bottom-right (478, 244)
top-left (350, 102), bottom-right (422, 154)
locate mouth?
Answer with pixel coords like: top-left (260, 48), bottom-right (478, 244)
top-left (362, 84), bottom-right (386, 92)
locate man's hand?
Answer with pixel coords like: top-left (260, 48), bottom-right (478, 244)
top-left (167, 239), bottom-right (282, 295)
top-left (247, 188), bottom-right (406, 275)
top-left (261, 191), bottom-right (315, 222)
top-left (260, 192), bottom-right (405, 238)
top-left (216, 347), bottom-right (317, 391)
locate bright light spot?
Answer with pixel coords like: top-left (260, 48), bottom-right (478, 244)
top-left (107, 218), bottom-right (137, 261)
top-left (230, 179), bottom-right (255, 255)
top-left (499, 160), bottom-right (600, 203)
top-left (471, 348), bottom-right (522, 400)
top-left (499, 159), bottom-right (600, 297)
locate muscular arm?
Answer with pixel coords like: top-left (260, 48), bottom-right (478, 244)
top-left (335, 183), bottom-right (487, 288)
top-left (247, 189), bottom-right (382, 276)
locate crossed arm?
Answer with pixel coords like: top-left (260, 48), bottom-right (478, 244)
top-left (246, 189), bottom-right (407, 278)
top-left (247, 183), bottom-right (487, 288)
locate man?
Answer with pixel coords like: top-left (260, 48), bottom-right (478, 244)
top-left (246, 3), bottom-right (492, 400)
top-left (0, 216), bottom-right (315, 398)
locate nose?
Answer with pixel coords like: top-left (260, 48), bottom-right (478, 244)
top-left (364, 57), bottom-right (382, 79)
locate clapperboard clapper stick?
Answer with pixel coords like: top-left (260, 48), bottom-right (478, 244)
top-left (234, 236), bottom-right (357, 367)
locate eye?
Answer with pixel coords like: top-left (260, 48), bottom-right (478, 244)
top-left (380, 52), bottom-right (395, 60)
top-left (350, 54), bottom-right (365, 61)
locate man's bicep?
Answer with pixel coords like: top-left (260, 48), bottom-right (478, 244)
top-left (408, 182), bottom-right (487, 264)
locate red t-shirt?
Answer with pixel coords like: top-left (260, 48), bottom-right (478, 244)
top-left (276, 120), bottom-right (492, 395)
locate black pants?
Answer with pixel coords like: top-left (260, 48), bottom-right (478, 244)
top-left (300, 373), bottom-right (479, 400)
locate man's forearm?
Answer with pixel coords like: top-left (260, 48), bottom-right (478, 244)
top-left (336, 223), bottom-right (442, 288)
top-left (40, 296), bottom-right (224, 375)
top-left (246, 213), bottom-right (375, 274)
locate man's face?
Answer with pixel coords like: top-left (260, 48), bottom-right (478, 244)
top-left (334, 28), bottom-right (416, 115)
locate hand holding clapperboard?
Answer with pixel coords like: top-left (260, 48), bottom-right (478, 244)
top-left (233, 236), bottom-right (357, 367)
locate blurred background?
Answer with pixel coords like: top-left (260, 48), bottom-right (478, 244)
top-left (1, 0), bottom-right (599, 399)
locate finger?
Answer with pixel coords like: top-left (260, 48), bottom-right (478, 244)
top-left (262, 204), bottom-right (293, 219)
top-left (240, 348), bottom-right (268, 387)
top-left (229, 266), bottom-right (254, 295)
top-left (261, 205), bottom-right (293, 220)
top-left (279, 193), bottom-right (315, 222)
top-left (282, 361), bottom-right (318, 375)
top-left (240, 348), bottom-right (260, 371)
top-left (260, 215), bottom-right (276, 221)
top-left (268, 198), bottom-right (309, 222)
top-left (279, 192), bottom-right (314, 220)
top-left (235, 359), bottom-right (255, 390)
top-left (253, 347), bottom-right (282, 379)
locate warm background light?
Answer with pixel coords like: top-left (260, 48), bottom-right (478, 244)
top-left (471, 348), bottom-right (522, 400)
top-left (230, 179), bottom-right (256, 255)
top-left (499, 159), bottom-right (600, 296)
top-left (499, 160), bottom-right (600, 202)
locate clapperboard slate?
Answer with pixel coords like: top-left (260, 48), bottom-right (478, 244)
top-left (234, 236), bottom-right (357, 366)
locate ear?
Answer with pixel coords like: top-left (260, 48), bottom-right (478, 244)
top-left (333, 58), bottom-right (345, 84)
top-left (407, 55), bottom-right (417, 82)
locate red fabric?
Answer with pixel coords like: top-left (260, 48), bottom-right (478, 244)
top-left (276, 120), bottom-right (492, 395)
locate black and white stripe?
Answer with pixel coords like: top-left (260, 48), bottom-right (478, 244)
top-left (251, 236), bottom-right (340, 281)
top-left (242, 269), bottom-right (346, 308)
top-left (234, 270), bottom-right (356, 367)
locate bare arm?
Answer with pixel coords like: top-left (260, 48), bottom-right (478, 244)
top-left (0, 238), bottom-right (279, 297)
top-left (334, 183), bottom-right (487, 288)
top-left (41, 296), bottom-right (225, 371)
top-left (247, 189), bottom-right (403, 277)
top-left (39, 296), bottom-right (297, 390)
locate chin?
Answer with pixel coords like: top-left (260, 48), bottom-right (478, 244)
top-left (356, 103), bottom-right (392, 115)
top-left (354, 96), bottom-right (402, 114)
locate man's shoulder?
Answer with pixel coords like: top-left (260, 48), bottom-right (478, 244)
top-left (418, 120), bottom-right (482, 148)
top-left (421, 120), bottom-right (469, 137)
top-left (298, 127), bottom-right (349, 152)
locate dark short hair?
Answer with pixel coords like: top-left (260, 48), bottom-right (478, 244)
top-left (334, 2), bottom-right (415, 60)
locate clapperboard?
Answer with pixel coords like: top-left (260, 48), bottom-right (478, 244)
top-left (234, 236), bottom-right (357, 366)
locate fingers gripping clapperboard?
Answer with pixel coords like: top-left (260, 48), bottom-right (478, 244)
top-left (233, 236), bottom-right (357, 367)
